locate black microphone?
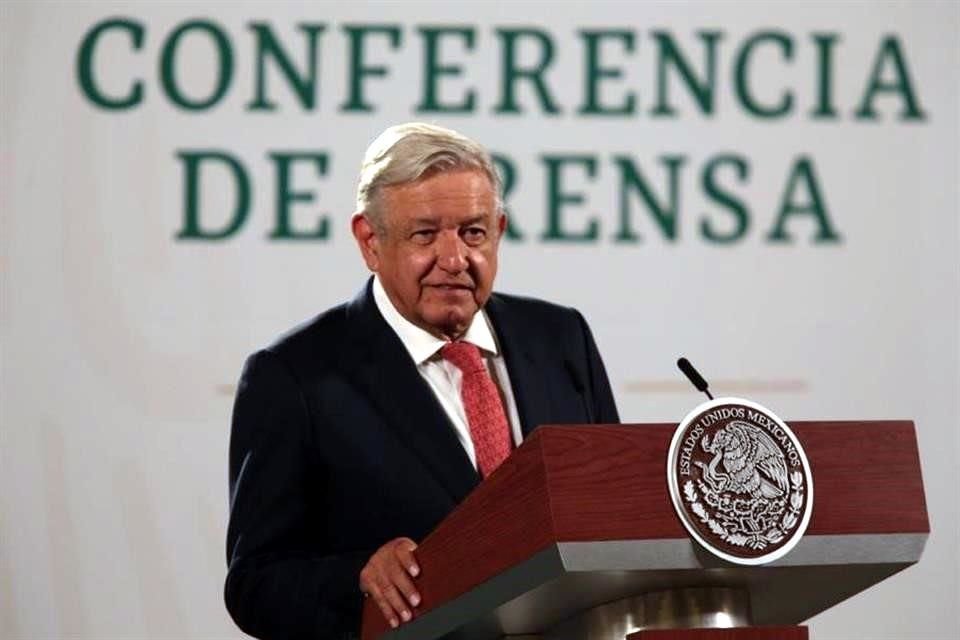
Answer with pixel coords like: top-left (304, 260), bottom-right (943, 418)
top-left (677, 357), bottom-right (713, 400)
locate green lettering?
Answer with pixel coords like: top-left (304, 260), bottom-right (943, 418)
top-left (734, 31), bottom-right (794, 119)
top-left (494, 28), bottom-right (561, 114)
top-left (491, 153), bottom-right (523, 241)
top-left (269, 152), bottom-right (330, 240)
top-left (810, 33), bottom-right (839, 119)
top-left (577, 30), bottom-right (636, 115)
top-left (855, 35), bottom-right (926, 121)
top-left (700, 155), bottom-right (750, 244)
top-left (542, 155), bottom-right (598, 241)
top-left (651, 30), bottom-right (722, 116)
top-left (340, 25), bottom-right (402, 112)
top-left (176, 150), bottom-right (250, 240)
top-left (76, 18), bottom-right (145, 110)
top-left (160, 20), bottom-right (234, 111)
top-left (768, 156), bottom-right (841, 243)
top-left (613, 156), bottom-right (685, 242)
top-left (416, 26), bottom-right (476, 113)
top-left (247, 23), bottom-right (326, 111)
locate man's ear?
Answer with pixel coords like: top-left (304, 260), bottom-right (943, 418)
top-left (497, 212), bottom-right (507, 236)
top-left (351, 213), bottom-right (380, 271)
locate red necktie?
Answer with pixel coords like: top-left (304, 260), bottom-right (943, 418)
top-left (441, 342), bottom-right (512, 478)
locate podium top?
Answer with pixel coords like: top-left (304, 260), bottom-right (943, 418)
top-left (362, 421), bottom-right (928, 639)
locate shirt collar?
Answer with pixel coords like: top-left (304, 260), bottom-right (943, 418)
top-left (372, 275), bottom-right (499, 365)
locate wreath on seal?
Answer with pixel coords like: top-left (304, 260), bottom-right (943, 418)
top-left (683, 471), bottom-right (805, 550)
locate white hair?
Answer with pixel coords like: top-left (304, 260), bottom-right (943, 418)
top-left (355, 122), bottom-right (502, 232)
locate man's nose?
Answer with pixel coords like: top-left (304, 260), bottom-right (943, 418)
top-left (435, 231), bottom-right (468, 273)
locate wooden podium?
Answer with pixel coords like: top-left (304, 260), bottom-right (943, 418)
top-left (361, 422), bottom-right (928, 640)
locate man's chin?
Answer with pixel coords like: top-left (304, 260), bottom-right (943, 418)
top-left (421, 306), bottom-right (476, 340)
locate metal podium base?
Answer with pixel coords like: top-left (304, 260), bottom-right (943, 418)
top-left (539, 588), bottom-right (752, 640)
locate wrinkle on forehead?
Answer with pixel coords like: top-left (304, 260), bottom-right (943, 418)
top-left (381, 169), bottom-right (498, 231)
top-left (404, 214), bottom-right (492, 227)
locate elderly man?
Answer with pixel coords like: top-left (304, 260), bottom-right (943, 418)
top-left (225, 123), bottom-right (619, 639)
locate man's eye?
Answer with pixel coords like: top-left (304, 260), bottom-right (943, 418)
top-left (463, 227), bottom-right (486, 243)
top-left (411, 230), bottom-right (436, 244)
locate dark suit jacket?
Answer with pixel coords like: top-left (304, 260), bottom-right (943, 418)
top-left (225, 279), bottom-right (619, 639)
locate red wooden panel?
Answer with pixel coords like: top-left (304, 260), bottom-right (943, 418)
top-left (541, 425), bottom-right (686, 541)
top-left (629, 626), bottom-right (808, 640)
top-left (362, 421), bottom-right (928, 639)
top-left (361, 437), bottom-right (555, 639)
top-left (541, 421), bottom-right (928, 540)
top-left (796, 421), bottom-right (928, 534)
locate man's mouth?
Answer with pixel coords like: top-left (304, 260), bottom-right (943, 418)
top-left (426, 283), bottom-right (473, 290)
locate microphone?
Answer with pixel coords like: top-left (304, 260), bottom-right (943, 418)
top-left (677, 357), bottom-right (713, 400)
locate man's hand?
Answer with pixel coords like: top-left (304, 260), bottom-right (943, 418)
top-left (359, 537), bottom-right (421, 628)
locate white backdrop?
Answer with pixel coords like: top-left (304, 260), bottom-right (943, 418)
top-left (1, 1), bottom-right (958, 638)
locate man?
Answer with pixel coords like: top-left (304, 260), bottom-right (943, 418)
top-left (225, 123), bottom-right (619, 639)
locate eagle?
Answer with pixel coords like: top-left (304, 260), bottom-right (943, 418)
top-left (696, 420), bottom-right (790, 500)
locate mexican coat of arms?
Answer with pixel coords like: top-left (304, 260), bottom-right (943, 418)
top-left (667, 398), bottom-right (814, 565)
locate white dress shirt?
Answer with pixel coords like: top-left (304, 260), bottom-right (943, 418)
top-left (372, 276), bottom-right (523, 469)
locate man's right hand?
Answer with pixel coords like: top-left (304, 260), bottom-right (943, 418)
top-left (359, 537), bottom-right (421, 629)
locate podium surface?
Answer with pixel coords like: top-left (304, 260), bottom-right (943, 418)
top-left (361, 422), bottom-right (928, 640)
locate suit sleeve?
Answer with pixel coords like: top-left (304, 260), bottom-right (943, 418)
top-left (574, 310), bottom-right (620, 424)
top-left (225, 350), bottom-right (370, 640)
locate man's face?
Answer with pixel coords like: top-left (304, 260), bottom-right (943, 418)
top-left (353, 168), bottom-right (505, 340)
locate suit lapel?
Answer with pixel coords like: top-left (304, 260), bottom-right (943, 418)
top-left (343, 280), bottom-right (480, 504)
top-left (485, 294), bottom-right (554, 438)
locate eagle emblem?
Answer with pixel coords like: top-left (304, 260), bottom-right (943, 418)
top-left (697, 420), bottom-right (789, 500)
top-left (667, 398), bottom-right (814, 565)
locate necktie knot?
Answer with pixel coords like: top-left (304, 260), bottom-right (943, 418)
top-left (441, 341), bottom-right (485, 375)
